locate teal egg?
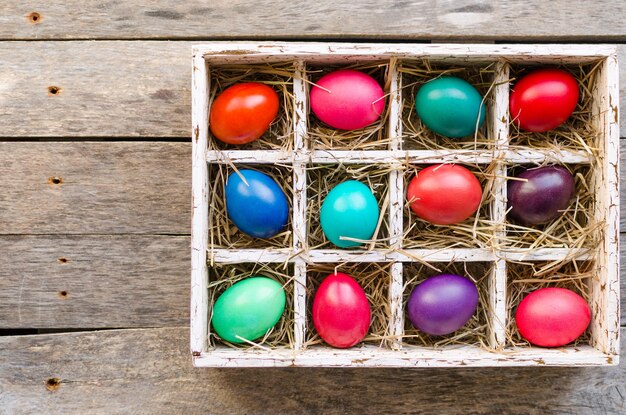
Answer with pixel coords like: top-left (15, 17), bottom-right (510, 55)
top-left (320, 180), bottom-right (380, 248)
top-left (415, 76), bottom-right (486, 138)
top-left (211, 276), bottom-right (286, 344)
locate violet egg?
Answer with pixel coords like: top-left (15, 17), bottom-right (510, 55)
top-left (310, 69), bottom-right (385, 130)
top-left (507, 166), bottom-right (575, 226)
top-left (407, 274), bottom-right (479, 336)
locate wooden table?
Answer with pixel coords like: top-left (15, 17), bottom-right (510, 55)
top-left (0, 2), bottom-right (625, 413)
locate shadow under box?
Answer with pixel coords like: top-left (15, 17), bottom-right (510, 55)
top-left (402, 261), bottom-right (494, 348)
top-left (506, 260), bottom-right (593, 347)
top-left (504, 164), bottom-right (598, 250)
top-left (306, 164), bottom-right (391, 250)
top-left (304, 262), bottom-right (393, 349)
top-left (306, 61), bottom-right (392, 151)
top-left (207, 62), bottom-right (295, 152)
top-left (207, 163), bottom-right (293, 250)
top-left (508, 62), bottom-right (601, 151)
top-left (403, 162), bottom-right (498, 250)
top-left (208, 262), bottom-right (295, 349)
top-left (399, 60), bottom-right (496, 150)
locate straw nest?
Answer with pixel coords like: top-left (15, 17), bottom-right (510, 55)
top-left (402, 161), bottom-right (499, 250)
top-left (207, 163), bottom-right (293, 254)
top-left (307, 60), bottom-right (393, 151)
top-left (399, 60), bottom-right (497, 150)
top-left (207, 262), bottom-right (295, 350)
top-left (506, 260), bottom-right (593, 347)
top-left (502, 163), bottom-right (599, 251)
top-left (306, 163), bottom-right (393, 250)
top-left (508, 61), bottom-right (603, 152)
top-left (208, 62), bottom-right (296, 152)
top-left (401, 261), bottom-right (494, 350)
top-left (303, 262), bottom-right (393, 349)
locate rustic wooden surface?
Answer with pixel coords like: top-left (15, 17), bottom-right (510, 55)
top-left (0, 1), bottom-right (625, 413)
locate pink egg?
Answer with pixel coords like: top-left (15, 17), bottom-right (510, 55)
top-left (310, 69), bottom-right (385, 130)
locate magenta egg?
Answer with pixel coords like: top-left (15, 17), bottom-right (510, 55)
top-left (407, 274), bottom-right (479, 336)
top-left (310, 69), bottom-right (385, 130)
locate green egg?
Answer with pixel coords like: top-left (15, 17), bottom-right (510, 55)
top-left (320, 180), bottom-right (380, 248)
top-left (211, 276), bottom-right (286, 344)
top-left (415, 76), bottom-right (486, 138)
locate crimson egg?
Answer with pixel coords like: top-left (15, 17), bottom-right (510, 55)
top-left (515, 287), bottom-right (591, 347)
top-left (510, 68), bottom-right (579, 132)
top-left (312, 272), bottom-right (371, 348)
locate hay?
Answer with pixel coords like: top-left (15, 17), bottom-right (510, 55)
top-left (207, 262), bottom-right (295, 349)
top-left (506, 260), bottom-right (593, 347)
top-left (401, 261), bottom-right (494, 349)
top-left (307, 60), bottom-right (393, 151)
top-left (503, 163), bottom-right (600, 250)
top-left (303, 262), bottom-right (393, 349)
top-left (207, 163), bottom-right (293, 252)
top-left (402, 161), bottom-right (499, 250)
top-left (208, 62), bottom-right (295, 152)
top-left (306, 163), bottom-right (392, 250)
top-left (399, 60), bottom-right (497, 150)
top-left (508, 61), bottom-right (603, 153)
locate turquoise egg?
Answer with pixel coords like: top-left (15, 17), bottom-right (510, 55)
top-left (320, 180), bottom-right (380, 248)
top-left (415, 76), bottom-right (486, 138)
top-left (212, 276), bottom-right (286, 344)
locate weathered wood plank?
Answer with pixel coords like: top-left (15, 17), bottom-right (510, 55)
top-left (0, 235), bottom-right (190, 328)
top-left (0, 41), bottom-right (192, 137)
top-left (1, 1), bottom-right (626, 40)
top-left (0, 42), bottom-right (625, 137)
top-left (0, 141), bottom-right (190, 234)
top-left (0, 233), bottom-right (622, 329)
top-left (0, 327), bottom-right (624, 414)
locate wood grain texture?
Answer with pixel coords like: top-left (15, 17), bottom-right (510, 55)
top-left (0, 41), bottom-right (192, 137)
top-left (0, 327), bottom-right (625, 414)
top-left (1, 1), bottom-right (626, 40)
top-left (0, 42), bottom-right (625, 137)
top-left (0, 141), bottom-right (190, 234)
top-left (0, 232), bottom-right (621, 329)
top-left (0, 235), bottom-right (190, 328)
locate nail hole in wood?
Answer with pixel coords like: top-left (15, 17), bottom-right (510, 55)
top-left (58, 291), bottom-right (68, 299)
top-left (57, 257), bottom-right (69, 264)
top-left (48, 176), bottom-right (63, 185)
top-left (45, 378), bottom-right (60, 391)
top-left (48, 86), bottom-right (61, 96)
top-left (28, 12), bottom-right (42, 24)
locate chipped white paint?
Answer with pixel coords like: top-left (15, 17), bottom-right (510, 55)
top-left (191, 42), bottom-right (619, 367)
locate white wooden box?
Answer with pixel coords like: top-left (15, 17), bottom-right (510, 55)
top-left (191, 42), bottom-right (619, 367)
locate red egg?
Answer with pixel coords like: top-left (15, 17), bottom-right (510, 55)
top-left (515, 287), bottom-right (591, 347)
top-left (209, 82), bottom-right (279, 145)
top-left (510, 69), bottom-right (579, 132)
top-left (407, 164), bottom-right (483, 225)
top-left (312, 272), bottom-right (371, 348)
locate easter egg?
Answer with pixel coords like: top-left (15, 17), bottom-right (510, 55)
top-left (407, 164), bottom-right (482, 225)
top-left (225, 169), bottom-right (289, 238)
top-left (415, 76), bottom-right (486, 138)
top-left (507, 165), bottom-right (575, 226)
top-left (510, 69), bottom-right (579, 132)
top-left (320, 180), bottom-right (380, 248)
top-left (209, 82), bottom-right (279, 145)
top-left (310, 69), bottom-right (385, 130)
top-left (212, 276), bottom-right (286, 344)
top-left (515, 287), bottom-right (590, 347)
top-left (407, 274), bottom-right (479, 336)
top-left (312, 272), bottom-right (371, 348)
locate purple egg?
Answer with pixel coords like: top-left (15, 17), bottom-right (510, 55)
top-left (507, 166), bottom-right (575, 226)
top-left (407, 274), bottom-right (479, 336)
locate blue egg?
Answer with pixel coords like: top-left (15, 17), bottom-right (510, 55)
top-left (225, 170), bottom-right (289, 239)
